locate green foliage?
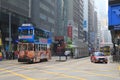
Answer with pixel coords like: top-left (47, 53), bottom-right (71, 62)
top-left (67, 37), bottom-right (72, 44)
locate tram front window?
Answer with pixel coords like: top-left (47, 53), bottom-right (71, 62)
top-left (23, 44), bottom-right (27, 50)
top-left (19, 44), bottom-right (27, 51)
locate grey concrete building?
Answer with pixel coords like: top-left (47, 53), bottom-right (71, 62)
top-left (94, 11), bottom-right (98, 50)
top-left (31, 0), bottom-right (56, 36)
top-left (88, 0), bottom-right (95, 49)
top-left (67, 0), bottom-right (84, 41)
top-left (67, 0), bottom-right (88, 58)
top-left (83, 0), bottom-right (88, 44)
top-left (55, 0), bottom-right (68, 37)
top-left (0, 0), bottom-right (31, 51)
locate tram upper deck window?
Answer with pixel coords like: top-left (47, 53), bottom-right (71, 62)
top-left (46, 32), bottom-right (49, 38)
top-left (21, 29), bottom-right (28, 35)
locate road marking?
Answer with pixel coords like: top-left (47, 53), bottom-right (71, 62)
top-left (0, 74), bottom-right (14, 78)
top-left (1, 58), bottom-right (119, 79)
top-left (41, 70), bottom-right (86, 80)
top-left (74, 70), bottom-right (120, 79)
top-left (119, 65), bottom-right (120, 76)
top-left (118, 66), bottom-right (120, 71)
top-left (0, 68), bottom-right (36, 80)
top-left (39, 65), bottom-right (120, 79)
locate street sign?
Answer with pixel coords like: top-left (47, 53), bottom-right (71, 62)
top-left (5, 37), bottom-right (12, 41)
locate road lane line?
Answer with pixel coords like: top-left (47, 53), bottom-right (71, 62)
top-left (74, 70), bottom-right (120, 79)
top-left (21, 62), bottom-right (120, 79)
top-left (40, 65), bottom-right (120, 79)
top-left (118, 66), bottom-right (120, 71)
top-left (41, 70), bottom-right (86, 80)
top-left (0, 68), bottom-right (36, 80)
top-left (0, 74), bottom-right (14, 78)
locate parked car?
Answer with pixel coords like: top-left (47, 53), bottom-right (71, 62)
top-left (90, 52), bottom-right (108, 63)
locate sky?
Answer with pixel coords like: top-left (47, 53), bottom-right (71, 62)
top-left (94, 0), bottom-right (108, 30)
top-left (94, 0), bottom-right (108, 14)
top-left (94, 0), bottom-right (112, 43)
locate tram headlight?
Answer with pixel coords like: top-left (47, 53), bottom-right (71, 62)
top-left (18, 36), bottom-right (21, 39)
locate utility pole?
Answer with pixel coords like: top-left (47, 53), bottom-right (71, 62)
top-left (9, 12), bottom-right (12, 52)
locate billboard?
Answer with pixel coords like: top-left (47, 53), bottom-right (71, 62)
top-left (108, 5), bottom-right (120, 30)
top-left (67, 25), bottom-right (72, 39)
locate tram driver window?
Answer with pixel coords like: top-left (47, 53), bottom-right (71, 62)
top-left (23, 44), bottom-right (27, 50)
top-left (30, 29), bottom-right (33, 35)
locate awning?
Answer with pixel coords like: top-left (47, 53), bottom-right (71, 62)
top-left (67, 44), bottom-right (78, 48)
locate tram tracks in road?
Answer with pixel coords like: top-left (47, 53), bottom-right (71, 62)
top-left (0, 58), bottom-right (90, 80)
top-left (0, 57), bottom-right (119, 80)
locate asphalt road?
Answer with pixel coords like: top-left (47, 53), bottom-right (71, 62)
top-left (0, 56), bottom-right (120, 80)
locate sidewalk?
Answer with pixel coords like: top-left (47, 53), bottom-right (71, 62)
top-left (50, 56), bottom-right (72, 62)
top-left (50, 55), bottom-right (90, 63)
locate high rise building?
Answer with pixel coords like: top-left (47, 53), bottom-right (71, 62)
top-left (56, 0), bottom-right (68, 37)
top-left (66, 0), bottom-right (88, 58)
top-left (31, 0), bottom-right (56, 37)
top-left (100, 30), bottom-right (112, 47)
top-left (0, 0), bottom-right (31, 51)
top-left (83, 0), bottom-right (88, 43)
top-left (95, 0), bottom-right (112, 48)
top-left (88, 0), bottom-right (95, 49)
top-left (94, 11), bottom-right (98, 50)
top-left (67, 0), bottom-right (84, 41)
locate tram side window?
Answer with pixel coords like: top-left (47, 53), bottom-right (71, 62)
top-left (35, 44), bottom-right (39, 51)
top-left (28, 44), bottom-right (33, 50)
top-left (41, 44), bottom-right (43, 50)
top-left (39, 44), bottom-right (41, 51)
top-left (46, 32), bottom-right (49, 38)
top-left (18, 30), bottom-right (21, 35)
top-left (35, 29), bottom-right (39, 38)
top-left (41, 44), bottom-right (44, 50)
top-left (43, 44), bottom-right (45, 50)
top-left (44, 44), bottom-right (46, 50)
top-left (19, 44), bottom-right (23, 51)
top-left (45, 44), bottom-right (47, 50)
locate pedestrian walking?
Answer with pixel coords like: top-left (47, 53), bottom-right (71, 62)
top-left (70, 49), bottom-right (74, 58)
top-left (64, 49), bottom-right (70, 60)
top-left (12, 51), bottom-right (15, 60)
top-left (1, 48), bottom-right (6, 59)
top-left (5, 51), bottom-right (9, 59)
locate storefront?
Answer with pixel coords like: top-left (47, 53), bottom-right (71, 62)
top-left (0, 10), bottom-right (28, 51)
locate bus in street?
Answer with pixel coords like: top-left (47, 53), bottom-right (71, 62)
top-left (100, 46), bottom-right (110, 56)
top-left (17, 24), bottom-right (52, 63)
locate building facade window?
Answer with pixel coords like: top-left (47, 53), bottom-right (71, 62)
top-left (48, 17), bottom-right (55, 24)
top-left (40, 2), bottom-right (50, 13)
top-left (40, 13), bottom-right (47, 20)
